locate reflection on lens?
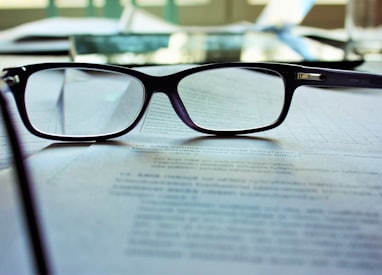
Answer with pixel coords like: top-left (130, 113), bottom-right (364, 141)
top-left (177, 67), bottom-right (285, 131)
top-left (25, 68), bottom-right (145, 137)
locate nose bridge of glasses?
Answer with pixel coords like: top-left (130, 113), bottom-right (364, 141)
top-left (143, 74), bottom-right (197, 129)
top-left (146, 74), bottom-right (178, 95)
top-left (150, 74), bottom-right (187, 109)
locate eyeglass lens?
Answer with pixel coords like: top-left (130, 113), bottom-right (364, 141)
top-left (25, 68), bottom-right (146, 137)
top-left (24, 67), bottom-right (285, 137)
top-left (178, 67), bottom-right (284, 131)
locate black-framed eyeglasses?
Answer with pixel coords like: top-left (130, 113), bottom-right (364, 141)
top-left (1, 62), bottom-right (382, 141)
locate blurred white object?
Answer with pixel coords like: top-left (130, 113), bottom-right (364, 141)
top-left (118, 3), bottom-right (179, 33)
top-left (346, 0), bottom-right (382, 60)
top-left (256, 0), bottom-right (315, 28)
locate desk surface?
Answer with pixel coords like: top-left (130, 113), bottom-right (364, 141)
top-left (1, 56), bottom-right (382, 275)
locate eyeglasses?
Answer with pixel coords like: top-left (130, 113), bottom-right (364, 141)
top-left (1, 62), bottom-right (382, 141)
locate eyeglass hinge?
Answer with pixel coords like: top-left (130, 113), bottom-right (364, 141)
top-left (2, 75), bottom-right (20, 87)
top-left (297, 72), bottom-right (325, 81)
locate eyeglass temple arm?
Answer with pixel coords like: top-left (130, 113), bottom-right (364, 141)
top-left (296, 67), bottom-right (382, 90)
top-left (0, 80), bottom-right (52, 275)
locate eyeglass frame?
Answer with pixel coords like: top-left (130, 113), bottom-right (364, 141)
top-left (2, 62), bottom-right (382, 141)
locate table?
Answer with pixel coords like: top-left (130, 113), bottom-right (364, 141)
top-left (1, 56), bottom-right (382, 275)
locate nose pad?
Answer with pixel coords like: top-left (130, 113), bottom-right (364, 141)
top-left (166, 92), bottom-right (195, 126)
top-left (142, 93), bottom-right (190, 133)
top-left (151, 87), bottom-right (190, 120)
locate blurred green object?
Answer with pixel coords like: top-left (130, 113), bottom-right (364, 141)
top-left (47, 0), bottom-right (58, 17)
top-left (164, 0), bottom-right (178, 24)
top-left (46, 0), bottom-right (178, 22)
top-left (46, 0), bottom-right (123, 18)
top-left (86, 0), bottom-right (96, 17)
top-left (103, 0), bottom-right (123, 18)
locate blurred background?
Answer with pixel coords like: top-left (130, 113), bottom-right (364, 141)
top-left (0, 0), bottom-right (347, 30)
